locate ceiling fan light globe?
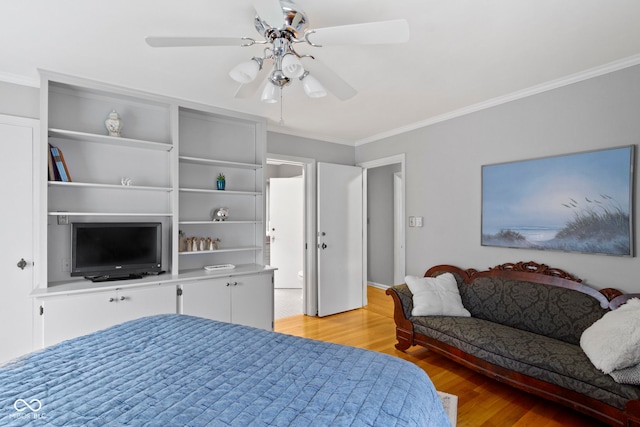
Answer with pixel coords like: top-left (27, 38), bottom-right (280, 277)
top-left (281, 54), bottom-right (304, 79)
top-left (229, 60), bottom-right (260, 83)
top-left (261, 82), bottom-right (279, 103)
top-left (302, 74), bottom-right (327, 98)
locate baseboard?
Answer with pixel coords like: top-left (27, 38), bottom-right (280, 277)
top-left (367, 282), bottom-right (391, 290)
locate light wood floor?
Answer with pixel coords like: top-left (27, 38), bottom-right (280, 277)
top-left (275, 286), bottom-right (606, 427)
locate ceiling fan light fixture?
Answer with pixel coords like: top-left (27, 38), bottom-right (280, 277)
top-left (261, 82), bottom-right (279, 103)
top-left (229, 57), bottom-right (263, 83)
top-left (301, 73), bottom-right (327, 98)
top-left (281, 54), bottom-right (304, 78)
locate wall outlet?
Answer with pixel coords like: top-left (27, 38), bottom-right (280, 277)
top-left (57, 215), bottom-right (69, 225)
top-left (415, 216), bottom-right (423, 227)
top-left (62, 258), bottom-right (70, 272)
top-left (408, 216), bottom-right (415, 227)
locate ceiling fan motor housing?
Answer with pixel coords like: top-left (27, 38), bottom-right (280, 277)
top-left (254, 0), bottom-right (309, 39)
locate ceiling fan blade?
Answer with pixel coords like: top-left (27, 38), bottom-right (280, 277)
top-left (234, 73), bottom-right (268, 99)
top-left (145, 36), bottom-right (245, 47)
top-left (253, 0), bottom-right (284, 28)
top-left (307, 19), bottom-right (409, 46)
top-left (302, 58), bottom-right (357, 101)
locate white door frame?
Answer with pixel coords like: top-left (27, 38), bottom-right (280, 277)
top-left (358, 153), bottom-right (406, 289)
top-left (266, 154), bottom-right (317, 315)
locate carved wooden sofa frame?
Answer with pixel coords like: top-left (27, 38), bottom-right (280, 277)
top-left (386, 261), bottom-right (640, 426)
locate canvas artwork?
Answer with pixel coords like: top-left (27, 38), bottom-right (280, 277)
top-left (481, 146), bottom-right (634, 256)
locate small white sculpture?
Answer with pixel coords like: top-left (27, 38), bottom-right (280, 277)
top-left (105, 109), bottom-right (123, 137)
top-left (121, 177), bottom-right (132, 186)
top-left (212, 207), bottom-right (229, 221)
top-left (212, 238), bottom-right (221, 250)
top-left (178, 230), bottom-right (186, 252)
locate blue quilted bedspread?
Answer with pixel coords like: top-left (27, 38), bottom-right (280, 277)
top-left (0, 315), bottom-right (449, 426)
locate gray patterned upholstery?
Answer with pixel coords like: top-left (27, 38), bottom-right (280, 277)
top-left (411, 316), bottom-right (640, 409)
top-left (458, 276), bottom-right (608, 345)
top-left (390, 274), bottom-right (640, 411)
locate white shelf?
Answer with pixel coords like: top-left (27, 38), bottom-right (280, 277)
top-left (48, 181), bottom-right (173, 192)
top-left (178, 246), bottom-right (261, 255)
top-left (48, 212), bottom-right (173, 217)
top-left (49, 128), bottom-right (173, 152)
top-left (179, 188), bottom-right (261, 196)
top-left (179, 220), bottom-right (262, 225)
top-left (179, 156), bottom-right (261, 170)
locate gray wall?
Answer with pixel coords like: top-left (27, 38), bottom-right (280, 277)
top-left (0, 81), bottom-right (39, 118)
top-left (267, 132), bottom-right (355, 165)
top-left (356, 64), bottom-right (640, 293)
top-left (367, 163), bottom-right (401, 286)
top-left (266, 164), bottom-right (303, 178)
top-left (7, 65), bottom-right (640, 293)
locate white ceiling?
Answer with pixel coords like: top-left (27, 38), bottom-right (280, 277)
top-left (2, 1), bottom-right (640, 145)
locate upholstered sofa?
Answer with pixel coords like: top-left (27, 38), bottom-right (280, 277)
top-left (386, 261), bottom-right (640, 426)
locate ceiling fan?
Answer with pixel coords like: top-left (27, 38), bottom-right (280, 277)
top-left (145, 0), bottom-right (409, 103)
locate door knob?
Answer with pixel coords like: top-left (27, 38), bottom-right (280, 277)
top-left (17, 258), bottom-right (27, 270)
top-left (321, 243), bottom-right (327, 250)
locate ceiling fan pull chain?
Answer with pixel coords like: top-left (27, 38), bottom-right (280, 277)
top-left (279, 87), bottom-right (285, 126)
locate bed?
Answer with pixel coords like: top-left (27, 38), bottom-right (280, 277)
top-left (0, 314), bottom-right (449, 426)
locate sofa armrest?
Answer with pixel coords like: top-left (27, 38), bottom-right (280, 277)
top-left (625, 400), bottom-right (640, 426)
top-left (386, 285), bottom-right (415, 350)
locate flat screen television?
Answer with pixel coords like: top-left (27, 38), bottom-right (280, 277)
top-left (71, 222), bottom-right (162, 281)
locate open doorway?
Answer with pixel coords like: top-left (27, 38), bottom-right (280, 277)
top-left (266, 155), bottom-right (317, 318)
top-left (359, 154), bottom-right (406, 289)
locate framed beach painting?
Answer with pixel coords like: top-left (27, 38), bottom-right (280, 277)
top-left (481, 146), bottom-right (635, 256)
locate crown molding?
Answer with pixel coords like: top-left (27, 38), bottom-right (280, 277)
top-left (0, 71), bottom-right (40, 88)
top-left (355, 53), bottom-right (640, 147)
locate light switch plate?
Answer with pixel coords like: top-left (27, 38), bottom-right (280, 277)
top-left (408, 216), bottom-right (415, 227)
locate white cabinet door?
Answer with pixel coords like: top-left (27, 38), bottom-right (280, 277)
top-left (181, 272), bottom-right (273, 330)
top-left (181, 278), bottom-right (231, 323)
top-left (42, 285), bottom-right (176, 347)
top-left (0, 117), bottom-right (37, 364)
top-left (231, 273), bottom-right (273, 330)
top-left (43, 290), bottom-right (119, 347)
top-left (114, 286), bottom-right (177, 324)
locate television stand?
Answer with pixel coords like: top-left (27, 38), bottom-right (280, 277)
top-left (85, 274), bottom-right (144, 283)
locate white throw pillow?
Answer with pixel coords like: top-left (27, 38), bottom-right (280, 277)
top-left (580, 298), bottom-right (640, 374)
top-left (405, 273), bottom-right (471, 317)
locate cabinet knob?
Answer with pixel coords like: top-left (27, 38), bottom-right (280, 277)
top-left (109, 297), bottom-right (115, 302)
top-left (17, 258), bottom-right (28, 270)
top-left (119, 296), bottom-right (126, 301)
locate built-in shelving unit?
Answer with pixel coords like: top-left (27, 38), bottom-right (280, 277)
top-left (34, 71), bottom-right (273, 346)
top-left (177, 106), bottom-right (265, 272)
top-left (48, 129), bottom-right (173, 151)
top-left (38, 71), bottom-right (267, 287)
